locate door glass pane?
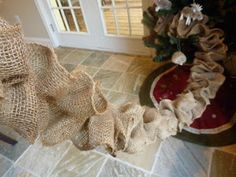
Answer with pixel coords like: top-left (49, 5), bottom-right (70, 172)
top-left (128, 0), bottom-right (142, 7)
top-left (116, 9), bottom-right (129, 35)
top-left (130, 8), bottom-right (143, 36)
top-left (100, 0), bottom-right (112, 7)
top-left (53, 9), bottom-right (66, 31)
top-left (99, 0), bottom-right (143, 37)
top-left (115, 0), bottom-right (127, 7)
top-left (103, 9), bottom-right (117, 34)
top-left (49, 0), bottom-right (59, 7)
top-left (70, 0), bottom-right (80, 7)
top-left (64, 9), bottom-right (76, 31)
top-left (60, 0), bottom-right (69, 7)
top-left (74, 9), bottom-right (87, 32)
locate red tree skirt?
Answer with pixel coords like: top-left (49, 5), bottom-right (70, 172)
top-left (150, 65), bottom-right (236, 135)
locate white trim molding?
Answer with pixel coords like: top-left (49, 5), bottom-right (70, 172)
top-left (24, 37), bottom-right (53, 47)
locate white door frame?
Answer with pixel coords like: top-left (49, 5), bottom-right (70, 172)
top-left (34, 0), bottom-right (152, 55)
top-left (34, 0), bottom-right (59, 47)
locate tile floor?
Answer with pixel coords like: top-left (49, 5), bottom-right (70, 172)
top-left (0, 47), bottom-right (233, 177)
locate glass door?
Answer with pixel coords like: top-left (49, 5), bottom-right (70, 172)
top-left (35, 0), bottom-right (150, 55)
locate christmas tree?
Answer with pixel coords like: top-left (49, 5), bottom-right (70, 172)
top-left (143, 0), bottom-right (236, 65)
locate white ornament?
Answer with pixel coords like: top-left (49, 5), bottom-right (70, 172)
top-left (154, 0), bottom-right (172, 12)
top-left (180, 3), bottom-right (203, 25)
top-left (171, 51), bottom-right (187, 65)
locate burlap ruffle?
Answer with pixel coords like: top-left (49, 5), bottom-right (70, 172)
top-left (0, 17), bottom-right (226, 154)
top-left (0, 18), bottom-right (29, 83)
top-left (168, 13), bottom-right (228, 61)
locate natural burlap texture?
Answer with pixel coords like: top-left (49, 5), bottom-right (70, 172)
top-left (0, 18), bottom-right (29, 84)
top-left (0, 17), bottom-right (227, 154)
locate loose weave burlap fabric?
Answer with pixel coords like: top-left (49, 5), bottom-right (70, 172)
top-left (168, 13), bottom-right (228, 61)
top-left (0, 17), bottom-right (29, 84)
top-left (0, 17), bottom-right (226, 154)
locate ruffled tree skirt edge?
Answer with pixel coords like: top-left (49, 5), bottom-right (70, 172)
top-left (139, 63), bottom-right (236, 146)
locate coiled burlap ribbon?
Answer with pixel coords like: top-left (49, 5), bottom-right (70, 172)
top-left (0, 16), bottom-right (227, 154)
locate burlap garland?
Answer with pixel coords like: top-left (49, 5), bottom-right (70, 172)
top-left (0, 17), bottom-right (227, 154)
top-left (0, 19), bottom-right (29, 84)
top-left (168, 13), bottom-right (228, 62)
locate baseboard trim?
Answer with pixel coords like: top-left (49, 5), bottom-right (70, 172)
top-left (24, 37), bottom-right (52, 47)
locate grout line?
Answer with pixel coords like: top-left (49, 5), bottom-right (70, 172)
top-left (80, 52), bottom-right (113, 78)
top-left (0, 153), bottom-right (14, 164)
top-left (58, 48), bottom-right (75, 63)
top-left (170, 139), bottom-right (200, 177)
top-left (2, 162), bottom-right (40, 177)
top-left (14, 144), bottom-right (32, 165)
top-left (155, 140), bottom-right (164, 158)
top-left (15, 165), bottom-right (41, 177)
top-left (14, 134), bottom-right (42, 164)
top-left (183, 141), bottom-right (209, 175)
top-left (92, 149), bottom-right (107, 156)
top-left (1, 134), bottom-right (39, 176)
top-left (2, 166), bottom-right (13, 177)
top-left (151, 155), bottom-right (159, 174)
top-left (92, 54), bottom-right (113, 77)
top-left (46, 141), bottom-right (73, 177)
top-left (93, 150), bottom-right (151, 174)
top-left (207, 149), bottom-right (214, 177)
top-left (93, 134), bottom-right (162, 175)
top-left (77, 52), bottom-right (94, 65)
top-left (95, 157), bottom-right (108, 177)
top-left (151, 141), bottom-right (164, 174)
top-left (109, 155), bottom-right (152, 175)
top-left (92, 67), bottom-right (102, 78)
top-left (103, 88), bottom-right (139, 97)
top-left (93, 150), bottom-right (152, 175)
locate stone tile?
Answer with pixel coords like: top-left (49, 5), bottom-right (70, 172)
top-left (219, 144), bottom-right (236, 154)
top-left (101, 89), bottom-right (110, 96)
top-left (116, 139), bottom-right (162, 171)
top-left (0, 155), bottom-right (12, 176)
top-left (149, 174), bottom-right (161, 177)
top-left (153, 137), bottom-right (208, 177)
top-left (61, 49), bottom-right (92, 65)
top-left (107, 92), bottom-right (129, 106)
top-left (126, 94), bottom-right (140, 104)
top-left (135, 75), bottom-right (147, 94)
top-left (81, 52), bottom-right (111, 67)
top-left (107, 91), bottom-right (127, 105)
top-left (209, 149), bottom-right (236, 177)
top-left (49, 145), bottom-right (106, 177)
top-left (95, 147), bottom-right (109, 154)
top-left (107, 91), bottom-right (139, 106)
top-left (3, 166), bottom-right (37, 177)
top-left (113, 73), bottom-right (146, 94)
top-left (102, 54), bottom-right (134, 72)
top-left (183, 141), bottom-right (214, 172)
top-left (93, 69), bottom-right (121, 89)
top-left (54, 47), bottom-right (74, 61)
top-left (61, 63), bottom-right (77, 73)
top-left (16, 140), bottom-right (71, 177)
top-left (0, 125), bottom-right (30, 161)
top-left (98, 159), bottom-right (149, 177)
top-left (127, 57), bottom-right (164, 76)
top-left (71, 64), bottom-right (99, 77)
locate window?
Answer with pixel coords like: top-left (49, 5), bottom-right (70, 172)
top-left (49, 0), bottom-right (87, 32)
top-left (99, 0), bottom-right (144, 37)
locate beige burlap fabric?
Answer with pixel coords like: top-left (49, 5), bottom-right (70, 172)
top-left (0, 17), bottom-right (226, 154)
top-left (0, 18), bottom-right (29, 84)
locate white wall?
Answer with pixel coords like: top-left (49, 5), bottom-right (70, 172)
top-left (0, 0), bottom-right (49, 39)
